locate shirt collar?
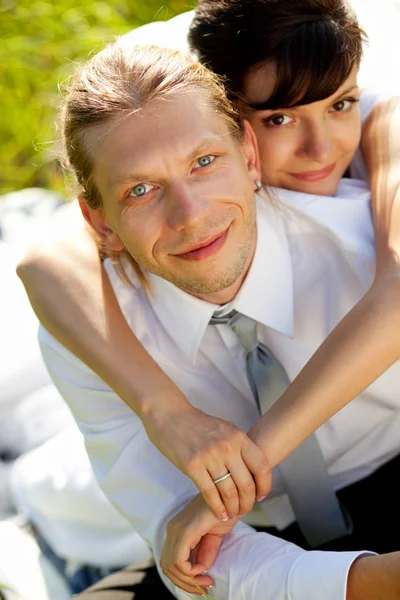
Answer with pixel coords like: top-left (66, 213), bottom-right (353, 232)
top-left (147, 190), bottom-right (294, 363)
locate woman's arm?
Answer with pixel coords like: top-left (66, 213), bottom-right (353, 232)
top-left (16, 210), bottom-right (271, 522)
top-left (362, 96), bottom-right (400, 273)
top-left (249, 95), bottom-right (400, 461)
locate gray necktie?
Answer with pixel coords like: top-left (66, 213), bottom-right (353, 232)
top-left (210, 309), bottom-right (351, 547)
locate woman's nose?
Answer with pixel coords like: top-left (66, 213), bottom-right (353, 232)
top-left (297, 123), bottom-right (333, 163)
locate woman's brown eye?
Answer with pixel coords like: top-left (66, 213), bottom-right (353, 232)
top-left (271, 115), bottom-right (285, 126)
top-left (265, 114), bottom-right (291, 127)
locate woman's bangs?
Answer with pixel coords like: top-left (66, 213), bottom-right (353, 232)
top-left (250, 21), bottom-right (360, 111)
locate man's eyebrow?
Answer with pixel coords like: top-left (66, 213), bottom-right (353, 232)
top-left (186, 135), bottom-right (225, 163)
top-left (109, 135), bottom-right (225, 191)
top-left (110, 172), bottom-right (156, 191)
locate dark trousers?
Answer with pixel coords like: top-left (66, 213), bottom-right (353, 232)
top-left (75, 453), bottom-right (400, 598)
top-left (73, 559), bottom-right (174, 600)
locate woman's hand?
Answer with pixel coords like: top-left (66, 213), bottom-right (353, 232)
top-left (145, 402), bottom-right (271, 521)
top-left (160, 493), bottom-right (239, 595)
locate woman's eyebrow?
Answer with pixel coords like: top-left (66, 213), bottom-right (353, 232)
top-left (249, 84), bottom-right (360, 114)
top-left (335, 85), bottom-right (359, 97)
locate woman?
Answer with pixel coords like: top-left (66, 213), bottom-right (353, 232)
top-left (18, 0), bottom-right (400, 529)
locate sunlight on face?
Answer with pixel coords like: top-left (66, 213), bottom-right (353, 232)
top-left (243, 63), bottom-right (361, 196)
top-left (87, 91), bottom-right (260, 303)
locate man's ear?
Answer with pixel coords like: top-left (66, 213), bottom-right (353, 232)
top-left (241, 120), bottom-right (261, 187)
top-left (78, 196), bottom-right (124, 252)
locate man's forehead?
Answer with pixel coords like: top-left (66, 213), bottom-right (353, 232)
top-left (86, 91), bottom-right (230, 153)
top-left (88, 92), bottom-right (235, 191)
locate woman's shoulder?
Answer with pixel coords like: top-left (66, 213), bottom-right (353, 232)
top-left (358, 88), bottom-right (392, 125)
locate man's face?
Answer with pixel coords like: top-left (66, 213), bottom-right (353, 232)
top-left (84, 91), bottom-right (260, 302)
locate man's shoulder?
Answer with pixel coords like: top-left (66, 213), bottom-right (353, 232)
top-left (103, 258), bottom-right (147, 327)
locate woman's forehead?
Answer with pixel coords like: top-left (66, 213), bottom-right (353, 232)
top-left (242, 60), bottom-right (359, 112)
top-left (243, 61), bottom-right (277, 106)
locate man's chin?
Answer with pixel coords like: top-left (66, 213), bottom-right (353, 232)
top-left (165, 265), bottom-right (244, 297)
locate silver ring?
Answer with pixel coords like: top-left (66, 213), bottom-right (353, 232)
top-left (212, 472), bottom-right (232, 485)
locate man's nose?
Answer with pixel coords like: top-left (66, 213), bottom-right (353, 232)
top-left (167, 180), bottom-right (212, 231)
top-left (297, 122), bottom-right (333, 163)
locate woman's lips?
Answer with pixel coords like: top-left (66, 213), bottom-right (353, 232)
top-left (289, 163), bottom-right (336, 182)
top-left (175, 227), bottom-right (229, 262)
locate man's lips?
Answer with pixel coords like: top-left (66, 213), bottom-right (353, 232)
top-left (289, 163), bottom-right (336, 182)
top-left (174, 227), bottom-right (230, 262)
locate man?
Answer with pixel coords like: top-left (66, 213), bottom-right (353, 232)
top-left (37, 41), bottom-right (400, 600)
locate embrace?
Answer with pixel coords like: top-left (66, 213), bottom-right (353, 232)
top-left (19, 1), bottom-right (400, 599)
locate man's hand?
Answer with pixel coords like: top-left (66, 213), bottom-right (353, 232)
top-left (146, 404), bottom-right (271, 520)
top-left (160, 494), bottom-right (239, 595)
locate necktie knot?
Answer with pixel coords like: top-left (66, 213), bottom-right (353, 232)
top-left (210, 310), bottom-right (258, 352)
top-left (209, 309), bottom-right (237, 326)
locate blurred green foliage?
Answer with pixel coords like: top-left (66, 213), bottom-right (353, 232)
top-left (0, 0), bottom-right (192, 196)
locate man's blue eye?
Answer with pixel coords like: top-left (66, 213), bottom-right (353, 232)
top-left (196, 155), bottom-right (214, 167)
top-left (129, 184), bottom-right (151, 197)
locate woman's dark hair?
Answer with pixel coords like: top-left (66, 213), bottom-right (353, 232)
top-left (189, 0), bottom-right (366, 109)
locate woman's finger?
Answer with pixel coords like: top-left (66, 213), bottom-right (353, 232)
top-left (241, 441), bottom-right (272, 501)
top-left (225, 456), bottom-right (256, 515)
top-left (209, 465), bottom-right (240, 517)
top-left (195, 469), bottom-right (230, 520)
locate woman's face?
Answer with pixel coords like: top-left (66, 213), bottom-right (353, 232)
top-left (243, 63), bottom-right (361, 196)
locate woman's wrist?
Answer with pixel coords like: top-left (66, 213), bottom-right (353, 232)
top-left (137, 386), bottom-right (194, 431)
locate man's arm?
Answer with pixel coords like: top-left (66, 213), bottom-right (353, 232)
top-left (161, 492), bottom-right (400, 600)
top-left (347, 553), bottom-right (400, 600)
top-left (38, 326), bottom-right (372, 600)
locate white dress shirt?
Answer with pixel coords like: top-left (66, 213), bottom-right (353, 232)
top-left (38, 173), bottom-right (399, 599)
